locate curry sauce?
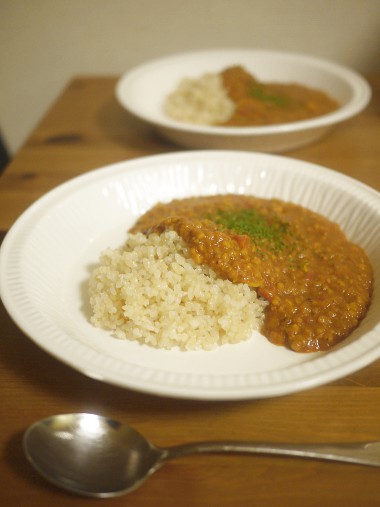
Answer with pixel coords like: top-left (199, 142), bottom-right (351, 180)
top-left (220, 66), bottom-right (339, 126)
top-left (130, 195), bottom-right (373, 353)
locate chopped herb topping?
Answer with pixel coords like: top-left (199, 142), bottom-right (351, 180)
top-left (206, 208), bottom-right (291, 252)
top-left (250, 84), bottom-right (288, 107)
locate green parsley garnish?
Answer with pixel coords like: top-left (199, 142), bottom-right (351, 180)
top-left (250, 84), bottom-right (288, 107)
top-left (207, 208), bottom-right (290, 252)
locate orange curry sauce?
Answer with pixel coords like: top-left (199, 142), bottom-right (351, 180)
top-left (130, 195), bottom-right (373, 352)
top-left (219, 66), bottom-right (339, 126)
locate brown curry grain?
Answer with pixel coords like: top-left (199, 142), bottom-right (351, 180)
top-left (130, 195), bottom-right (373, 353)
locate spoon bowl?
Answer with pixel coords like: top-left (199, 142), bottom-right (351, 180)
top-left (23, 413), bottom-right (165, 497)
top-left (23, 413), bottom-right (380, 498)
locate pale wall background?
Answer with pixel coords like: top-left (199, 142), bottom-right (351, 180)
top-left (1, 0), bottom-right (380, 155)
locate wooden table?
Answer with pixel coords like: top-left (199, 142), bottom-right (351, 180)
top-left (1, 75), bottom-right (380, 507)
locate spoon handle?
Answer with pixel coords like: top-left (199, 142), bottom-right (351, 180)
top-left (163, 440), bottom-right (380, 467)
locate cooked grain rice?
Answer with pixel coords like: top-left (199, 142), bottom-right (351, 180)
top-left (164, 72), bottom-right (235, 125)
top-left (89, 231), bottom-right (265, 350)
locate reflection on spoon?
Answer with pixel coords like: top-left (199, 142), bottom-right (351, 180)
top-left (23, 413), bottom-right (380, 498)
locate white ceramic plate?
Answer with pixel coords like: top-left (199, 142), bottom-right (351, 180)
top-left (1, 151), bottom-right (379, 400)
top-left (116, 49), bottom-right (371, 152)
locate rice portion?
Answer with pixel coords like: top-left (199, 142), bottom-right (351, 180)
top-left (89, 230), bottom-right (266, 351)
top-left (164, 72), bottom-right (235, 125)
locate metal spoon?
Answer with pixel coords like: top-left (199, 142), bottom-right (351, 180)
top-left (23, 413), bottom-right (380, 498)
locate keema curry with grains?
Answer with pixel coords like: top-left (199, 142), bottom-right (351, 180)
top-left (130, 194), bottom-right (373, 353)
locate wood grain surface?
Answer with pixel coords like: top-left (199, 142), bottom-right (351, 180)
top-left (0, 75), bottom-right (379, 507)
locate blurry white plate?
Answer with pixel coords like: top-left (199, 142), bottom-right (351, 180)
top-left (116, 49), bottom-right (371, 152)
top-left (1, 151), bottom-right (379, 400)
